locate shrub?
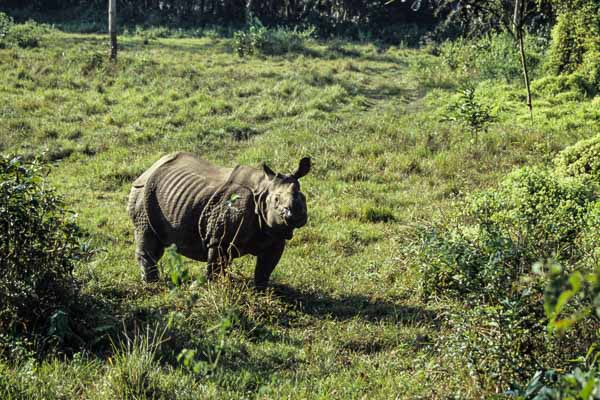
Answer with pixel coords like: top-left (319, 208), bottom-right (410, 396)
top-left (0, 13), bottom-right (13, 48)
top-left (470, 167), bottom-right (595, 263)
top-left (578, 201), bottom-right (600, 268)
top-left (422, 159), bottom-right (598, 305)
top-left (418, 166), bottom-right (599, 391)
top-left (555, 134), bottom-right (600, 182)
top-left (546, 1), bottom-right (600, 94)
top-left (443, 287), bottom-right (549, 391)
top-left (532, 72), bottom-right (597, 98)
top-left (0, 16), bottom-right (50, 49)
top-left (233, 23), bottom-right (267, 57)
top-left (0, 156), bottom-right (85, 337)
top-left (233, 17), bottom-right (313, 57)
top-left (514, 366), bottom-right (600, 400)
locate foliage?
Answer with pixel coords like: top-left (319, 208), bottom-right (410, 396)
top-left (0, 156), bottom-right (85, 339)
top-left (442, 85), bottom-right (496, 143)
top-left (0, 15), bottom-right (50, 49)
top-left (439, 33), bottom-right (545, 82)
top-left (420, 167), bottom-right (595, 301)
top-left (0, 12), bottom-right (12, 47)
top-left (232, 19), bottom-right (267, 57)
top-left (420, 166), bottom-right (599, 391)
top-left (161, 245), bottom-right (193, 288)
top-left (555, 134), bottom-right (600, 182)
top-left (431, 0), bottom-right (552, 38)
top-left (513, 135), bottom-right (600, 400)
top-left (176, 315), bottom-right (233, 376)
top-left (443, 288), bottom-right (551, 391)
top-left (546, 0), bottom-right (600, 94)
top-left (471, 167), bottom-right (595, 263)
top-left (233, 17), bottom-right (313, 57)
top-left (511, 364), bottom-right (600, 400)
top-left (532, 72), bottom-right (597, 99)
top-left (513, 263), bottom-right (600, 399)
top-left (1, 0), bottom-right (435, 41)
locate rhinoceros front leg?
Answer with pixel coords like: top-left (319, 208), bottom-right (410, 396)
top-left (135, 229), bottom-right (164, 283)
top-left (206, 247), bottom-right (229, 281)
top-left (254, 241), bottom-right (285, 290)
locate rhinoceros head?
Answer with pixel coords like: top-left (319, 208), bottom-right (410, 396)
top-left (259, 157), bottom-right (311, 239)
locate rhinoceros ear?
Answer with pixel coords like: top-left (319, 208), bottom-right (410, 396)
top-left (262, 162), bottom-right (276, 179)
top-left (292, 157), bottom-right (311, 179)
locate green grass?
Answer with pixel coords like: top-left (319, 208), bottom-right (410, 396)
top-left (1, 29), bottom-right (599, 399)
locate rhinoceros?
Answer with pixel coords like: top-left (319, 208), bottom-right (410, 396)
top-left (127, 152), bottom-right (311, 289)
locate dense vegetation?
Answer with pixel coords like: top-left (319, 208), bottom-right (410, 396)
top-left (1, 1), bottom-right (599, 398)
top-left (1, 0), bottom-right (436, 40)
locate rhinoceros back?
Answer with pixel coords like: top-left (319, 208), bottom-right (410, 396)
top-left (142, 152), bottom-right (233, 250)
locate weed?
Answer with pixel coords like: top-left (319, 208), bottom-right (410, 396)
top-left (105, 325), bottom-right (167, 399)
top-left (443, 85), bottom-right (496, 144)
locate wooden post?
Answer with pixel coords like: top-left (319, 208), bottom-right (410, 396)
top-left (109, 0), bottom-right (117, 60)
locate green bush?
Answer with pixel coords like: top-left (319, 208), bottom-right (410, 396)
top-left (419, 167), bottom-right (595, 302)
top-left (233, 23), bottom-right (267, 57)
top-left (471, 167), bottom-right (595, 263)
top-left (0, 12), bottom-right (14, 48)
top-left (532, 72), bottom-right (596, 99)
top-left (0, 15), bottom-right (50, 49)
top-left (444, 288), bottom-right (549, 391)
top-left (420, 167), bottom-right (599, 391)
top-left (579, 201), bottom-right (600, 268)
top-left (233, 17), bottom-right (313, 57)
top-left (0, 156), bottom-right (85, 337)
top-left (546, 1), bottom-right (600, 94)
top-left (555, 134), bottom-right (600, 182)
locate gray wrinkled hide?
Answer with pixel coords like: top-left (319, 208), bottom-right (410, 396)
top-left (128, 152), bottom-right (300, 288)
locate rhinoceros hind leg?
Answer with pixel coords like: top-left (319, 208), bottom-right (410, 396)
top-left (135, 229), bottom-right (164, 283)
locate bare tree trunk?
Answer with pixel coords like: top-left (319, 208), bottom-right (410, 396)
top-left (109, 0), bottom-right (117, 61)
top-left (246, 0), bottom-right (254, 24)
top-left (514, 0), bottom-right (532, 117)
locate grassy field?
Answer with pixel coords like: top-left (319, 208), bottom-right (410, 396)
top-left (1, 30), bottom-right (599, 399)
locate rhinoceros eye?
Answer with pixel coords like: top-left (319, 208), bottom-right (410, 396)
top-left (274, 195), bottom-right (280, 206)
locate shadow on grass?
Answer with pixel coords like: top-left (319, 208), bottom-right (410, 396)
top-left (270, 283), bottom-right (440, 328)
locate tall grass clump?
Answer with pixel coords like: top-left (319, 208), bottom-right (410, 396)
top-left (0, 156), bottom-right (87, 351)
top-left (105, 325), bottom-right (167, 399)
